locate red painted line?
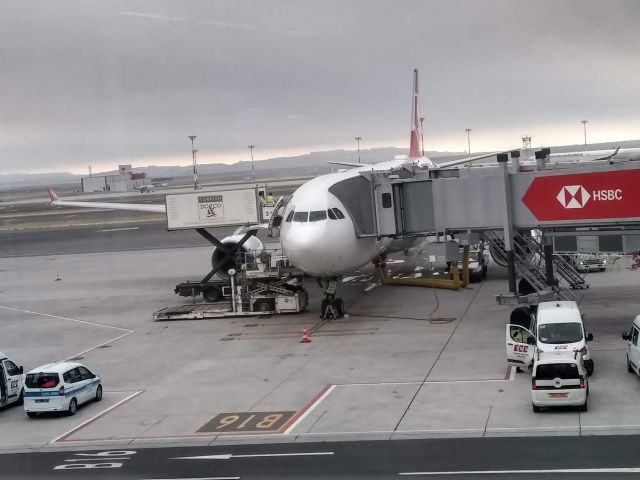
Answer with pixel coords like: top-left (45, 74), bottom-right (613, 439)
top-left (278, 384), bottom-right (333, 433)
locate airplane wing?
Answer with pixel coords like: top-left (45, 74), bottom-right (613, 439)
top-left (432, 150), bottom-right (517, 170)
top-left (326, 161), bottom-right (372, 168)
top-left (47, 187), bottom-right (166, 213)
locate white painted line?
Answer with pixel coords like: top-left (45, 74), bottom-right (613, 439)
top-left (63, 330), bottom-right (134, 361)
top-left (0, 304), bottom-right (135, 362)
top-left (144, 477), bottom-right (240, 480)
top-left (96, 227), bottom-right (140, 232)
top-left (283, 385), bottom-right (336, 434)
top-left (51, 390), bottom-right (144, 443)
top-left (0, 305), bottom-right (132, 332)
top-left (173, 452), bottom-right (334, 460)
top-left (509, 365), bottom-right (516, 381)
top-left (399, 467), bottom-right (640, 475)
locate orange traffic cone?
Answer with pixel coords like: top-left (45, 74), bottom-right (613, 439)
top-left (300, 326), bottom-right (311, 343)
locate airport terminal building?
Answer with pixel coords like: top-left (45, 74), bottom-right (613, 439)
top-left (81, 164), bottom-right (147, 192)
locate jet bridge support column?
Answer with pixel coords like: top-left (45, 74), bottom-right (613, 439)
top-left (498, 153), bottom-right (517, 293)
top-left (543, 234), bottom-right (555, 287)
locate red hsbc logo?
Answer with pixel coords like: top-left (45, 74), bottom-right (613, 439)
top-left (556, 185), bottom-right (591, 209)
top-left (522, 169), bottom-right (640, 222)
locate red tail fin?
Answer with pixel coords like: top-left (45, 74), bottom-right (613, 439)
top-left (408, 68), bottom-right (422, 158)
top-left (47, 187), bottom-right (59, 202)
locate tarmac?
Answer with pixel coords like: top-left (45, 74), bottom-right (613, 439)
top-left (2, 240), bottom-right (640, 453)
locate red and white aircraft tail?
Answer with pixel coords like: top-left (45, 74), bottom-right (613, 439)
top-left (408, 68), bottom-right (422, 159)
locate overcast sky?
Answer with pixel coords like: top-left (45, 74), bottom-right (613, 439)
top-left (1, 0), bottom-right (640, 174)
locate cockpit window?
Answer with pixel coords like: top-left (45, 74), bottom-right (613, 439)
top-left (332, 208), bottom-right (345, 219)
top-left (309, 210), bottom-right (327, 222)
top-left (293, 211), bottom-right (308, 222)
top-left (285, 211), bottom-right (294, 222)
top-left (327, 209), bottom-right (337, 220)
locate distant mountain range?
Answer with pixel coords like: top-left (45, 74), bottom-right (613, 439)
top-left (2, 140), bottom-right (640, 188)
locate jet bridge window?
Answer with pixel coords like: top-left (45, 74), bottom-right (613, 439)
top-left (293, 211), bottom-right (309, 222)
top-left (285, 211), bottom-right (294, 222)
top-left (309, 210), bottom-right (327, 222)
top-left (382, 193), bottom-right (392, 208)
top-left (331, 208), bottom-right (345, 219)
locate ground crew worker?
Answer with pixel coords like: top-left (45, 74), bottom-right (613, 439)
top-left (265, 192), bottom-right (275, 207)
top-left (326, 278), bottom-right (338, 299)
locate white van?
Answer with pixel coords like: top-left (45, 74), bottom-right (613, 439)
top-left (0, 352), bottom-right (24, 408)
top-left (506, 301), bottom-right (594, 376)
top-left (531, 351), bottom-right (589, 412)
top-left (622, 315), bottom-right (640, 375)
top-left (23, 362), bottom-right (102, 417)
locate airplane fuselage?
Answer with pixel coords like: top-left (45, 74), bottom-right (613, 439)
top-left (280, 159), bottom-right (410, 277)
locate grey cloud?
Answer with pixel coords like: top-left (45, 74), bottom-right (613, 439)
top-left (1, 0), bottom-right (639, 174)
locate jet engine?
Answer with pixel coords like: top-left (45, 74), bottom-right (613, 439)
top-left (211, 234), bottom-right (264, 278)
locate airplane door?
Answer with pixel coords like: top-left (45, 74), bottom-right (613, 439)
top-left (506, 324), bottom-right (535, 369)
top-left (629, 325), bottom-right (640, 373)
top-left (0, 363), bottom-right (6, 405)
top-left (2, 360), bottom-right (21, 404)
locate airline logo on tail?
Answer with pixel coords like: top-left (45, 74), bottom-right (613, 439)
top-left (408, 68), bottom-right (422, 158)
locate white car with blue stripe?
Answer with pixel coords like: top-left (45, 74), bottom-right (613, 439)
top-left (23, 362), bottom-right (102, 417)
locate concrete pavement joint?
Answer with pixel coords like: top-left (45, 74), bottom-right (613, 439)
top-left (392, 281), bottom-right (486, 432)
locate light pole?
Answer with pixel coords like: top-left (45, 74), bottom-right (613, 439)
top-left (581, 120), bottom-right (588, 149)
top-left (355, 136), bottom-right (362, 163)
top-left (419, 117), bottom-right (425, 157)
top-left (465, 128), bottom-right (472, 155)
top-left (248, 145), bottom-right (255, 181)
top-left (187, 135), bottom-right (199, 189)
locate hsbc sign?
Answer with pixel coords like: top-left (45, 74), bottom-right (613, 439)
top-left (522, 170), bottom-right (640, 222)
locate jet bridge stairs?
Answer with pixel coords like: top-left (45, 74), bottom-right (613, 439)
top-left (484, 230), bottom-right (587, 305)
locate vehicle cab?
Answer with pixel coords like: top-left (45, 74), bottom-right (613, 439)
top-left (622, 315), bottom-right (640, 375)
top-left (23, 362), bottom-right (102, 417)
top-left (506, 301), bottom-right (594, 376)
top-left (531, 350), bottom-right (589, 412)
top-left (0, 352), bottom-right (25, 408)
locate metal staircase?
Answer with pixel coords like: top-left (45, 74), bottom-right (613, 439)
top-left (484, 230), bottom-right (586, 303)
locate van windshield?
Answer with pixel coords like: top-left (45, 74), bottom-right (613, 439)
top-left (538, 322), bottom-right (583, 344)
top-left (535, 363), bottom-right (580, 380)
top-left (25, 373), bottom-right (60, 389)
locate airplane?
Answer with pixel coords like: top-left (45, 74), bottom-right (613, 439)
top-left (47, 69), bottom-right (507, 286)
top-left (523, 147), bottom-right (640, 166)
top-left (278, 69), bottom-right (506, 278)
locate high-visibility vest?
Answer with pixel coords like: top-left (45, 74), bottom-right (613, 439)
top-left (265, 195), bottom-right (275, 206)
top-left (326, 280), bottom-right (338, 295)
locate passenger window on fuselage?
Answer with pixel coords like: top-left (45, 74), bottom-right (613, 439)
top-left (309, 210), bottom-right (327, 222)
top-left (293, 211), bottom-right (308, 222)
top-left (285, 211), bottom-right (294, 222)
top-left (633, 327), bottom-right (639, 346)
top-left (382, 193), bottom-right (392, 208)
top-left (332, 208), bottom-right (345, 219)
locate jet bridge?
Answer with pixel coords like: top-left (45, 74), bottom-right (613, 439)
top-left (329, 153), bottom-right (640, 304)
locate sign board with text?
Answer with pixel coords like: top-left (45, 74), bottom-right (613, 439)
top-left (166, 188), bottom-right (259, 230)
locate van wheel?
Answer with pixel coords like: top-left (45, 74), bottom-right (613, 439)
top-left (585, 360), bottom-right (594, 377)
top-left (67, 398), bottom-right (77, 416)
top-left (26, 412), bottom-right (37, 418)
top-left (95, 385), bottom-right (103, 402)
top-left (628, 356), bottom-right (634, 373)
top-left (532, 404), bottom-right (541, 413)
top-left (203, 287), bottom-right (221, 303)
top-left (580, 400), bottom-right (588, 412)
